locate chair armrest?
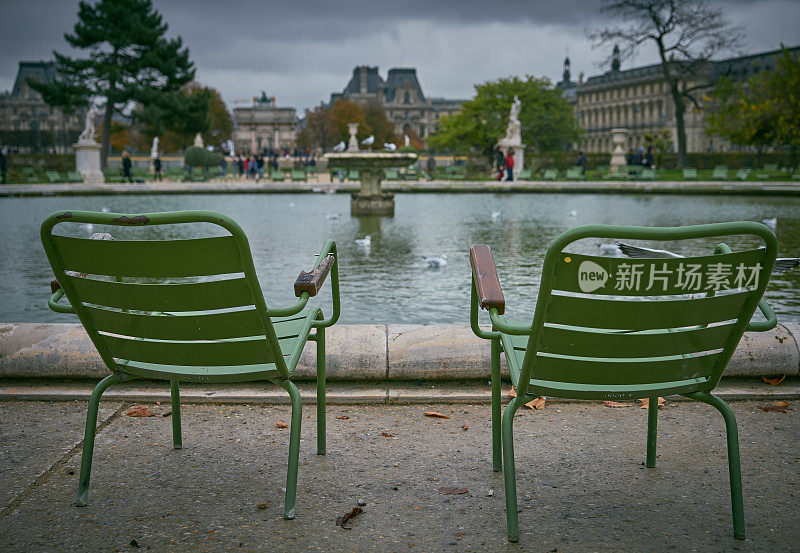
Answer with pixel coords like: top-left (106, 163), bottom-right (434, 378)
top-left (470, 244), bottom-right (505, 315)
top-left (294, 254), bottom-right (334, 297)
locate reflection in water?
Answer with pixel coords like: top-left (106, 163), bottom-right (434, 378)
top-left (2, 193), bottom-right (798, 324)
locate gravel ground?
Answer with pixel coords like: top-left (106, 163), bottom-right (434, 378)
top-left (0, 399), bottom-right (797, 552)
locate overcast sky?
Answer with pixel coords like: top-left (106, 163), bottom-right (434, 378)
top-left (1, 0), bottom-right (798, 114)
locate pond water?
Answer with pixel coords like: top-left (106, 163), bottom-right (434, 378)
top-left (1, 192), bottom-right (798, 324)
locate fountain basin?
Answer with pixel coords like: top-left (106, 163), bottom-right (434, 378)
top-left (325, 152), bottom-right (418, 215)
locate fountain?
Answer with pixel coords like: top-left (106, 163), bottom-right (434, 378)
top-left (325, 123), bottom-right (417, 216)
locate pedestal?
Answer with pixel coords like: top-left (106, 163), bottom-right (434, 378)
top-left (351, 192), bottom-right (395, 216)
top-left (73, 142), bottom-right (104, 184)
top-left (609, 128), bottom-right (629, 174)
top-left (497, 140), bottom-right (525, 181)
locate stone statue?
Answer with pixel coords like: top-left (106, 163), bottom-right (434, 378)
top-left (78, 105), bottom-right (98, 144)
top-left (194, 133), bottom-right (203, 148)
top-left (503, 95), bottom-right (522, 144)
top-left (404, 134), bottom-right (410, 147)
top-left (150, 136), bottom-right (159, 159)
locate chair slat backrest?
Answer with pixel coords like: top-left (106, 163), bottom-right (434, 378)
top-left (41, 210), bottom-right (289, 378)
top-left (517, 223), bottom-right (777, 397)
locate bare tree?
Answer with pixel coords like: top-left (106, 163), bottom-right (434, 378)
top-left (588, 0), bottom-right (743, 168)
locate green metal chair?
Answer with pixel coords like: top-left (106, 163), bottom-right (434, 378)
top-left (565, 167), bottom-right (584, 180)
top-left (640, 167), bottom-right (656, 180)
top-left (290, 169), bottom-right (307, 182)
top-left (517, 168), bottom-right (533, 180)
top-left (46, 171), bottom-right (62, 183)
top-left (470, 222), bottom-right (778, 542)
top-left (542, 168), bottom-right (558, 180)
top-left (712, 165), bottom-right (729, 180)
top-left (67, 171), bottom-right (84, 183)
top-left (736, 168), bottom-right (751, 180)
top-left (41, 210), bottom-right (341, 519)
top-left (683, 167), bottom-right (698, 180)
top-left (384, 168), bottom-right (400, 181)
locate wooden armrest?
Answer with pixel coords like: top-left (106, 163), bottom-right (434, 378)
top-left (470, 244), bottom-right (505, 315)
top-left (294, 254), bottom-right (334, 297)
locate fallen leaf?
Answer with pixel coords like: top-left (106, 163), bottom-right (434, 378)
top-left (528, 397), bottom-right (546, 410)
top-left (125, 406), bottom-right (156, 417)
top-left (275, 421), bottom-right (288, 429)
top-left (336, 415), bottom-right (350, 420)
top-left (129, 539), bottom-right (140, 548)
top-left (380, 432), bottom-right (395, 438)
top-left (461, 424), bottom-right (469, 431)
top-left (758, 401), bottom-right (790, 413)
top-left (603, 401), bottom-right (631, 408)
top-left (438, 487), bottom-right (468, 495)
top-left (336, 507), bottom-right (363, 529)
top-left (638, 397), bottom-right (666, 409)
top-left (256, 502), bottom-right (268, 510)
top-left (509, 387), bottom-right (546, 410)
top-left (161, 411), bottom-right (172, 417)
top-left (762, 375), bottom-right (786, 386)
top-left (424, 411), bottom-right (451, 419)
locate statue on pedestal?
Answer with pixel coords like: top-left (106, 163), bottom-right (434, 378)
top-left (503, 95), bottom-right (522, 145)
top-left (194, 133), bottom-right (204, 148)
top-left (150, 136), bottom-right (159, 159)
top-left (77, 105), bottom-right (99, 144)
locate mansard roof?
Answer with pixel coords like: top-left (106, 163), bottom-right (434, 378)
top-left (384, 68), bottom-right (425, 102)
top-left (11, 60), bottom-right (56, 97)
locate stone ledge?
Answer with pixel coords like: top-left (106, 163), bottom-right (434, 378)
top-left (0, 322), bottom-right (797, 381)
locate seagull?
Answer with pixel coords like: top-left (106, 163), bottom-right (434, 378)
top-left (761, 217), bottom-right (777, 229)
top-left (332, 141), bottom-right (346, 152)
top-left (422, 254), bottom-right (447, 268)
top-left (618, 243), bottom-right (799, 273)
top-left (361, 135), bottom-right (375, 146)
top-left (383, 142), bottom-right (397, 152)
top-left (598, 243), bottom-right (621, 255)
top-left (326, 213), bottom-right (341, 220)
top-left (568, 210), bottom-right (578, 217)
top-left (101, 207), bottom-right (110, 213)
top-left (491, 210), bottom-right (501, 220)
top-left (355, 235), bottom-right (371, 247)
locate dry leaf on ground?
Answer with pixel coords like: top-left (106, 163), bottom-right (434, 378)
top-left (461, 424), bottom-right (469, 431)
top-left (256, 502), bottom-right (268, 510)
top-left (509, 387), bottom-right (546, 410)
top-left (762, 375), bottom-right (786, 386)
top-left (336, 507), bottom-right (363, 529)
top-left (603, 401), bottom-right (631, 408)
top-left (336, 415), bottom-right (350, 420)
top-left (380, 432), bottom-right (395, 438)
top-left (438, 487), bottom-right (468, 495)
top-left (275, 421), bottom-right (288, 429)
top-left (638, 397), bottom-right (666, 409)
top-left (125, 406), bottom-right (157, 417)
top-left (758, 401), bottom-right (790, 413)
top-left (424, 411), bottom-right (451, 419)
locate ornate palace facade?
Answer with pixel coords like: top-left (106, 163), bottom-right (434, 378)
top-left (328, 66), bottom-right (464, 141)
top-left (563, 45), bottom-right (799, 153)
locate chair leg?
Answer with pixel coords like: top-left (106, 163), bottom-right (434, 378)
top-left (315, 328), bottom-right (326, 455)
top-left (76, 373), bottom-right (125, 506)
top-left (686, 391), bottom-right (746, 540)
top-left (170, 380), bottom-right (182, 449)
top-left (502, 396), bottom-right (523, 542)
top-left (491, 338), bottom-right (502, 472)
top-left (280, 379), bottom-right (303, 520)
top-left (646, 395), bottom-right (658, 467)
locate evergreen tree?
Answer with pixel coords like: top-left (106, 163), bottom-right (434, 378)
top-left (29, 0), bottom-right (197, 167)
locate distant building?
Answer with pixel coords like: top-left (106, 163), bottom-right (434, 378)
top-left (571, 45), bottom-right (800, 153)
top-left (328, 66), bottom-right (465, 142)
top-left (232, 93), bottom-right (297, 154)
top-left (0, 60), bottom-right (86, 153)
